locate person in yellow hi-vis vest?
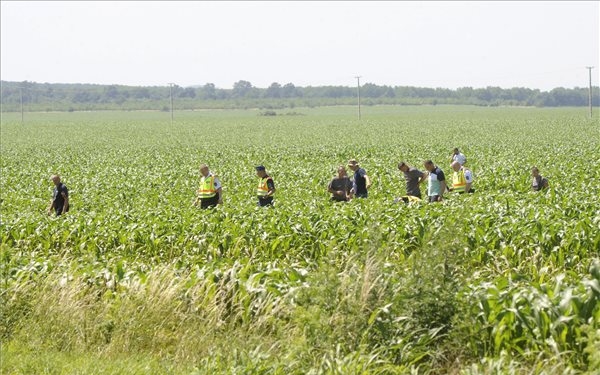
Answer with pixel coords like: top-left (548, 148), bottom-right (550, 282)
top-left (256, 165), bottom-right (275, 207)
top-left (449, 161), bottom-right (474, 194)
top-left (193, 164), bottom-right (222, 209)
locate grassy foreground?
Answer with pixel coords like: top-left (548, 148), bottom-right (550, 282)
top-left (1, 106), bottom-right (599, 374)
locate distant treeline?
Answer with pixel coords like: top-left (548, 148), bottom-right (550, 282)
top-left (1, 80), bottom-right (598, 112)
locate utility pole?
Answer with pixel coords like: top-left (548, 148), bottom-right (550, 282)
top-left (586, 67), bottom-right (594, 119)
top-left (355, 76), bottom-right (362, 120)
top-left (19, 87), bottom-right (24, 124)
top-left (168, 83), bottom-right (175, 125)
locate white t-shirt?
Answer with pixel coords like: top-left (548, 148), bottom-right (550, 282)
top-left (463, 168), bottom-right (473, 183)
top-left (208, 173), bottom-right (222, 190)
top-left (453, 153), bottom-right (467, 166)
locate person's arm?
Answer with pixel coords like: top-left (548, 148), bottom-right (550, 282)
top-left (212, 177), bottom-right (223, 204)
top-left (266, 179), bottom-right (275, 197)
top-left (61, 192), bottom-right (69, 214)
top-left (439, 180), bottom-right (447, 201)
top-left (438, 170), bottom-right (447, 200)
top-left (216, 187), bottom-right (223, 204)
top-left (47, 199), bottom-right (55, 215)
top-left (337, 180), bottom-right (351, 200)
top-left (327, 180), bottom-right (335, 194)
top-left (464, 170), bottom-right (473, 193)
top-left (365, 174), bottom-right (371, 189)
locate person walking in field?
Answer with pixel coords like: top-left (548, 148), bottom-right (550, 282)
top-left (256, 165), bottom-right (275, 207)
top-left (449, 160), bottom-right (474, 194)
top-left (424, 160), bottom-right (447, 202)
top-left (531, 167), bottom-right (549, 191)
top-left (348, 159), bottom-right (371, 198)
top-left (47, 174), bottom-right (69, 216)
top-left (451, 148), bottom-right (467, 166)
top-left (328, 165), bottom-right (354, 202)
top-left (396, 161), bottom-right (427, 202)
top-left (193, 164), bottom-right (222, 209)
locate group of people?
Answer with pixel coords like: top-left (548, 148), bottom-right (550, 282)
top-left (46, 148), bottom-right (550, 216)
top-left (328, 148), bottom-right (474, 203)
top-left (191, 164), bottom-right (276, 209)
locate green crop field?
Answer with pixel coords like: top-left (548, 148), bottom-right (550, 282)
top-left (1, 106), bottom-right (599, 374)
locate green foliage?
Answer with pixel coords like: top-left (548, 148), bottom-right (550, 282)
top-left (2, 80), bottom-right (599, 112)
top-left (0, 106), bottom-right (598, 374)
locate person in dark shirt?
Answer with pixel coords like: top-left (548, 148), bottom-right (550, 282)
top-left (347, 159), bottom-right (371, 198)
top-left (256, 165), bottom-right (275, 207)
top-left (47, 174), bottom-right (69, 216)
top-left (328, 165), bottom-right (354, 202)
top-left (397, 161), bottom-right (426, 200)
top-left (531, 167), bottom-right (549, 191)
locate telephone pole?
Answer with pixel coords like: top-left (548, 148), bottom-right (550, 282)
top-left (586, 67), bottom-right (594, 119)
top-left (19, 87), bottom-right (24, 124)
top-left (355, 76), bottom-right (362, 120)
top-left (168, 83), bottom-right (175, 125)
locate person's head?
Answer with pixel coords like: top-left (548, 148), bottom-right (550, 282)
top-left (50, 174), bottom-right (61, 186)
top-left (531, 167), bottom-right (540, 177)
top-left (397, 161), bottom-right (409, 173)
top-left (424, 160), bottom-right (435, 172)
top-left (256, 165), bottom-right (266, 178)
top-left (453, 148), bottom-right (460, 155)
top-left (337, 165), bottom-right (347, 178)
top-left (451, 161), bottom-right (461, 172)
top-left (347, 159), bottom-right (359, 171)
top-left (199, 164), bottom-right (209, 177)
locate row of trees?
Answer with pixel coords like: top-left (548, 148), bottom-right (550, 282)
top-left (1, 80), bottom-right (598, 111)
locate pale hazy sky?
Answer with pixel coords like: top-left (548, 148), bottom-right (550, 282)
top-left (1, 1), bottom-right (599, 90)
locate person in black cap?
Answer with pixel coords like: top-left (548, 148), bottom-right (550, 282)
top-left (256, 165), bottom-right (275, 206)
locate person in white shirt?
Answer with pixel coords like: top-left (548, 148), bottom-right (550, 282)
top-left (451, 148), bottom-right (467, 166)
top-left (449, 161), bottom-right (474, 193)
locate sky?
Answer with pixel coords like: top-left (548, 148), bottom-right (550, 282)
top-left (1, 1), bottom-right (599, 90)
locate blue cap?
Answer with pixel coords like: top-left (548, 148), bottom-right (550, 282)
top-left (255, 165), bottom-right (266, 171)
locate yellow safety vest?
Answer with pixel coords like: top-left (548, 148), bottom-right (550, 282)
top-left (198, 175), bottom-right (217, 199)
top-left (452, 169), bottom-right (467, 193)
top-left (257, 177), bottom-right (272, 197)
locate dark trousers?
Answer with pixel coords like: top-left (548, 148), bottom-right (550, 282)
top-left (200, 196), bottom-right (219, 209)
top-left (55, 206), bottom-right (68, 216)
top-left (258, 197), bottom-right (274, 207)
